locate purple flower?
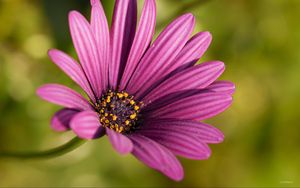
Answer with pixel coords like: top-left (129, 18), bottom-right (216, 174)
top-left (37, 0), bottom-right (235, 181)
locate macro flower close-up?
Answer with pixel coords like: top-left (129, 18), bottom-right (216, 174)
top-left (2, 0), bottom-right (300, 187)
top-left (36, 0), bottom-right (233, 180)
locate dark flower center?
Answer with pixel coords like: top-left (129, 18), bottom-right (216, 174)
top-left (95, 90), bottom-right (142, 133)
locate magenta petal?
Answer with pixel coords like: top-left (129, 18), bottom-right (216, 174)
top-left (51, 108), bottom-right (79, 132)
top-left (69, 11), bottom-right (102, 98)
top-left (143, 61), bottom-right (225, 103)
top-left (37, 84), bottom-right (92, 111)
top-left (48, 49), bottom-right (96, 102)
top-left (119, 0), bottom-right (156, 90)
top-left (129, 134), bottom-right (184, 181)
top-left (106, 128), bottom-right (133, 155)
top-left (142, 119), bottom-right (224, 144)
top-left (70, 111), bottom-right (103, 139)
top-left (207, 81), bottom-right (236, 95)
top-left (110, 0), bottom-right (137, 89)
top-left (146, 91), bottom-right (232, 121)
top-left (138, 129), bottom-right (211, 160)
top-left (170, 31), bottom-right (212, 72)
top-left (90, 0), bottom-right (100, 6)
top-left (126, 14), bottom-right (195, 98)
top-left (91, 1), bottom-right (110, 90)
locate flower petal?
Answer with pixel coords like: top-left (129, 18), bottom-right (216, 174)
top-left (69, 11), bottom-right (102, 98)
top-left (119, 0), bottom-right (156, 90)
top-left (37, 84), bottom-right (92, 110)
top-left (48, 49), bottom-right (96, 102)
top-left (126, 13), bottom-right (195, 98)
top-left (169, 31), bottom-right (212, 73)
top-left (51, 108), bottom-right (79, 132)
top-left (106, 128), bottom-right (133, 155)
top-left (70, 111), bottom-right (104, 139)
top-left (110, 0), bottom-right (137, 89)
top-left (206, 81), bottom-right (235, 95)
top-left (142, 119), bottom-right (224, 144)
top-left (145, 91), bottom-right (232, 121)
top-left (137, 127), bottom-right (211, 160)
top-left (91, 1), bottom-right (110, 89)
top-left (142, 61), bottom-right (225, 102)
top-left (129, 134), bottom-right (184, 181)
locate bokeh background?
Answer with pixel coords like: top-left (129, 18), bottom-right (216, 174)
top-left (0, 0), bottom-right (299, 187)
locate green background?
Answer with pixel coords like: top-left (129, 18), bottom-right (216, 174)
top-left (0, 0), bottom-right (299, 187)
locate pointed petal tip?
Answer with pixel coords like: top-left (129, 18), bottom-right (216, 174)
top-left (171, 172), bottom-right (184, 182)
top-left (36, 85), bottom-right (47, 98)
top-left (183, 13), bottom-right (195, 21)
top-left (47, 48), bottom-right (55, 56)
top-left (68, 10), bottom-right (83, 22)
top-left (229, 82), bottom-right (236, 94)
top-left (90, 0), bottom-right (100, 6)
top-left (205, 61), bottom-right (225, 71)
top-left (200, 31), bottom-right (212, 40)
top-left (47, 49), bottom-right (63, 62)
top-left (147, 0), bottom-right (157, 9)
top-left (180, 13), bottom-right (196, 26)
top-left (217, 134), bottom-right (225, 143)
top-left (68, 10), bottom-right (78, 18)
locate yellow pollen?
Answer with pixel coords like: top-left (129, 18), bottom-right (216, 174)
top-left (98, 91), bottom-right (142, 133)
top-left (130, 100), bottom-right (135, 105)
top-left (134, 105), bottom-right (140, 111)
top-left (130, 113), bottom-right (137, 120)
top-left (117, 93), bottom-right (124, 98)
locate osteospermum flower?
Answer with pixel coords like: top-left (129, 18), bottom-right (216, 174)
top-left (37, 0), bottom-right (235, 181)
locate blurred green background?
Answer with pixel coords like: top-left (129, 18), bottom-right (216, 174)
top-left (1, 0), bottom-right (300, 187)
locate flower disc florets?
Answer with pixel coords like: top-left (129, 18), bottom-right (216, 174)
top-left (96, 90), bottom-right (142, 133)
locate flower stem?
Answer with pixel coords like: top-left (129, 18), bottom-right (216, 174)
top-left (0, 137), bottom-right (86, 159)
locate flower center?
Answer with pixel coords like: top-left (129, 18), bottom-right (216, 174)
top-left (96, 90), bottom-right (142, 133)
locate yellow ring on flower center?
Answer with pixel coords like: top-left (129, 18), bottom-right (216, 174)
top-left (96, 90), bottom-right (142, 133)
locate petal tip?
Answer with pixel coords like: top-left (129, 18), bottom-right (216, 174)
top-left (170, 170), bottom-right (184, 182)
top-left (90, 0), bottom-right (100, 6)
top-left (68, 10), bottom-right (81, 21)
top-left (36, 85), bottom-right (46, 98)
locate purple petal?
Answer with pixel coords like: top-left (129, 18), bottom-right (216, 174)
top-left (145, 91), bottom-right (232, 121)
top-left (51, 108), bottom-right (79, 132)
top-left (110, 0), bottom-right (137, 89)
top-left (91, 1), bottom-right (110, 89)
top-left (90, 0), bottom-right (100, 6)
top-left (119, 0), bottom-right (156, 90)
top-left (126, 13), bottom-right (195, 98)
top-left (37, 84), bottom-right (92, 111)
top-left (142, 119), bottom-right (224, 144)
top-left (69, 11), bottom-right (102, 98)
top-left (206, 81), bottom-right (235, 95)
top-left (129, 134), bottom-right (184, 181)
top-left (70, 111), bottom-right (104, 139)
top-left (142, 61), bottom-right (225, 103)
top-left (106, 128), bottom-right (133, 155)
top-left (137, 128), bottom-right (211, 160)
top-left (48, 49), bottom-right (96, 102)
top-left (169, 31), bottom-right (212, 73)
